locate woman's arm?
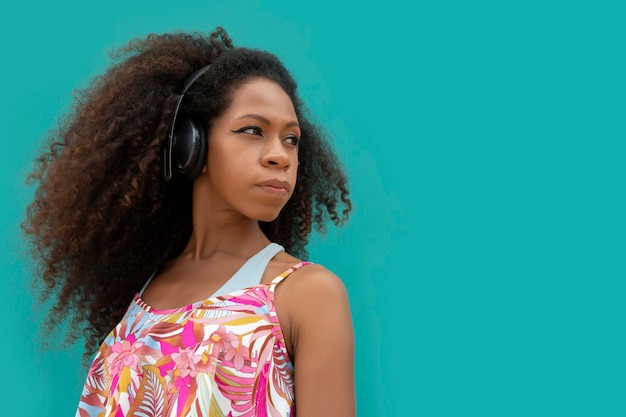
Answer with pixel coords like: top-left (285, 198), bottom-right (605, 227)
top-left (277, 264), bottom-right (356, 417)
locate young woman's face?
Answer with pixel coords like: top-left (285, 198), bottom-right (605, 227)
top-left (202, 77), bottom-right (300, 222)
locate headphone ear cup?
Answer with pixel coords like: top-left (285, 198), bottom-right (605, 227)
top-left (171, 113), bottom-right (207, 180)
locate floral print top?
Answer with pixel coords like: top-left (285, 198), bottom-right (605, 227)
top-left (76, 261), bottom-right (310, 417)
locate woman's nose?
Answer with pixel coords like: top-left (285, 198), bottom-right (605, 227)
top-left (261, 138), bottom-right (291, 168)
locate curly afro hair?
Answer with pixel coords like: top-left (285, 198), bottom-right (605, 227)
top-left (22, 27), bottom-right (351, 359)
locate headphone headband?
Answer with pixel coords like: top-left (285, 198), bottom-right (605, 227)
top-left (163, 64), bottom-right (212, 181)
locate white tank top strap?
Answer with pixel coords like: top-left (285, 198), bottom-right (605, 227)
top-left (138, 270), bottom-right (157, 296)
top-left (138, 243), bottom-right (285, 298)
top-left (207, 242), bottom-right (285, 298)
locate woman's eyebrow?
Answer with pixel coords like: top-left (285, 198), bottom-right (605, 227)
top-left (236, 113), bottom-right (300, 128)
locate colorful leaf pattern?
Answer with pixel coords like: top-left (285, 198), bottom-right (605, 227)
top-left (75, 262), bottom-right (309, 417)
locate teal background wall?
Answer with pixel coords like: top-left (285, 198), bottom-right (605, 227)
top-left (2, 1), bottom-right (624, 415)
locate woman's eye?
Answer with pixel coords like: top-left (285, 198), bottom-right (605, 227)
top-left (284, 135), bottom-right (300, 147)
top-left (234, 126), bottom-right (262, 136)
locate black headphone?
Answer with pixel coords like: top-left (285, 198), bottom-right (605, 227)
top-left (163, 64), bottom-right (212, 181)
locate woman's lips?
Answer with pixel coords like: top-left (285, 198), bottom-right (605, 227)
top-left (257, 179), bottom-right (290, 196)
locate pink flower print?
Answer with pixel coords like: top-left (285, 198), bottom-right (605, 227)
top-left (159, 321), bottom-right (215, 387)
top-left (107, 338), bottom-right (145, 375)
top-left (171, 347), bottom-right (214, 379)
top-left (162, 349), bottom-right (216, 417)
top-left (210, 325), bottom-right (250, 370)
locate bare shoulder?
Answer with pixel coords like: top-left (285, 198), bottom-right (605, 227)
top-left (279, 262), bottom-right (349, 303)
top-left (275, 261), bottom-right (356, 416)
top-left (274, 261), bottom-right (352, 346)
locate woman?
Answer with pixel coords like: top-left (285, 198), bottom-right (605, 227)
top-left (23, 27), bottom-right (354, 416)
